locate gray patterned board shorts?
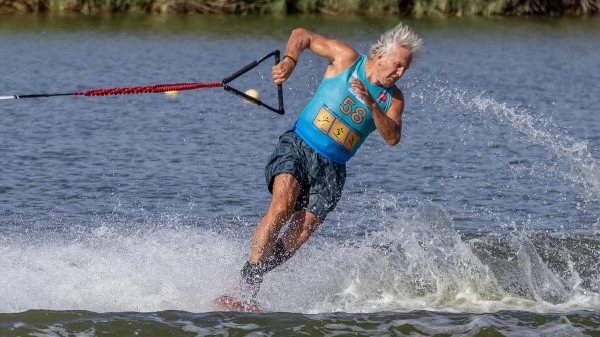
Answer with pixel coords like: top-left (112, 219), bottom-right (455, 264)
top-left (265, 130), bottom-right (346, 221)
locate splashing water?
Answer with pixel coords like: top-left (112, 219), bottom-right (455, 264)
top-left (433, 84), bottom-right (600, 201)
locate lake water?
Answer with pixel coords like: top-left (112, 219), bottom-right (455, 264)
top-left (1, 14), bottom-right (599, 336)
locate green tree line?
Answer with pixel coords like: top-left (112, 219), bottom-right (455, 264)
top-left (0, 0), bottom-right (597, 16)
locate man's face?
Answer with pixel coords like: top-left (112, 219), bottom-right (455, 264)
top-left (376, 45), bottom-right (413, 88)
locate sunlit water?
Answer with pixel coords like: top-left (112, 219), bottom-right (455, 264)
top-left (1, 14), bottom-right (599, 336)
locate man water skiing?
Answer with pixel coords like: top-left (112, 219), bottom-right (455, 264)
top-left (239, 22), bottom-right (422, 299)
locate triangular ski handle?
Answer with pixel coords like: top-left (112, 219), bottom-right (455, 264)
top-left (222, 50), bottom-right (285, 115)
top-left (223, 85), bottom-right (284, 115)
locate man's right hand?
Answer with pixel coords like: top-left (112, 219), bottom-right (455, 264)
top-left (272, 56), bottom-right (296, 85)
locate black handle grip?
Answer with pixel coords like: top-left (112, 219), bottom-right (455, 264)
top-left (274, 51), bottom-right (285, 115)
top-left (221, 50), bottom-right (285, 115)
top-left (222, 61), bottom-right (259, 84)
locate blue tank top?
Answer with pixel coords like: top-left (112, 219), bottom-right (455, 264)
top-left (293, 54), bottom-right (394, 164)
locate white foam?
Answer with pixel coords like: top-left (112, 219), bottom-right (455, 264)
top-left (1, 202), bottom-right (598, 314)
top-left (0, 223), bottom-right (247, 313)
top-left (259, 202), bottom-right (599, 314)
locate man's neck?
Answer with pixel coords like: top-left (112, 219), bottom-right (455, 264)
top-left (363, 58), bottom-right (380, 86)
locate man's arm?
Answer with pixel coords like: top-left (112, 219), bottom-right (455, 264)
top-left (272, 28), bottom-right (359, 85)
top-left (350, 78), bottom-right (403, 146)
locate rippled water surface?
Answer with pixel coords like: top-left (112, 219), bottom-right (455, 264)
top-left (1, 14), bottom-right (599, 336)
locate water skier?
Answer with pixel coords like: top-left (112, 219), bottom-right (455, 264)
top-left (240, 22), bottom-right (422, 299)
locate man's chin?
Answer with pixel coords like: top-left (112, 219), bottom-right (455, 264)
top-left (383, 78), bottom-right (397, 88)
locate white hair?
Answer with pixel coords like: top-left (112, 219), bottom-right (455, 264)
top-left (368, 22), bottom-right (422, 58)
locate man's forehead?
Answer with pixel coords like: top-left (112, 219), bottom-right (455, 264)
top-left (384, 45), bottom-right (412, 60)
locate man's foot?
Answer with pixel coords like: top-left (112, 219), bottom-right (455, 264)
top-left (238, 278), bottom-right (261, 301)
top-left (237, 239), bottom-right (294, 300)
top-left (240, 261), bottom-right (264, 300)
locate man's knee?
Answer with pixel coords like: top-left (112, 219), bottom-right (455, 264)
top-left (264, 200), bottom-right (295, 229)
top-left (266, 173), bottom-right (301, 222)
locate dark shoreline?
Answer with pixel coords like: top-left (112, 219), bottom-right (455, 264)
top-left (0, 0), bottom-right (598, 16)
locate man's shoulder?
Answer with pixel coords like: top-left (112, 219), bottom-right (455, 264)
top-left (335, 46), bottom-right (360, 66)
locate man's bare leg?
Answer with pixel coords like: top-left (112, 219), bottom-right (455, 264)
top-left (240, 173), bottom-right (300, 298)
top-left (281, 210), bottom-right (321, 254)
top-left (246, 210), bottom-right (321, 280)
top-left (249, 173), bottom-right (301, 264)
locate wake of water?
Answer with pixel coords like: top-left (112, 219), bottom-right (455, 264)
top-left (1, 200), bottom-right (598, 314)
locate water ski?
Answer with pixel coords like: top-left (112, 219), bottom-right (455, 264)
top-left (213, 295), bottom-right (263, 313)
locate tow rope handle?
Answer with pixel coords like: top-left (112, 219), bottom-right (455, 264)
top-left (222, 50), bottom-right (285, 115)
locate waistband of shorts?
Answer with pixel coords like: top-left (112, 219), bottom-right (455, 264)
top-left (285, 130), bottom-right (345, 167)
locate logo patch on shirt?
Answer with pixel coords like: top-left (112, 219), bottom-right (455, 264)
top-left (378, 91), bottom-right (388, 103)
